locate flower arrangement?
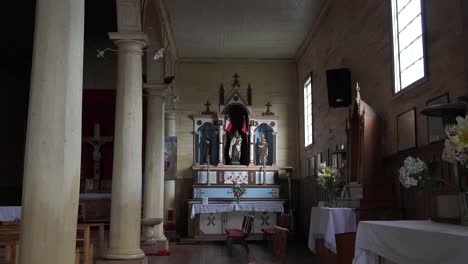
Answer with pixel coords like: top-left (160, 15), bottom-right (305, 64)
top-left (316, 163), bottom-right (344, 202)
top-left (442, 115), bottom-right (468, 169)
top-left (232, 181), bottom-right (247, 201)
top-left (399, 156), bottom-right (439, 190)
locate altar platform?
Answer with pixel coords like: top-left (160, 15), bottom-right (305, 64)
top-left (188, 199), bottom-right (286, 240)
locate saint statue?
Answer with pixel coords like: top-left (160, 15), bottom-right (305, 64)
top-left (258, 133), bottom-right (269, 166)
top-left (203, 137), bottom-right (211, 164)
top-left (229, 130), bottom-right (242, 164)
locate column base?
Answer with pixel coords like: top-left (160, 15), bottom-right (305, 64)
top-left (96, 258), bottom-right (147, 264)
top-left (155, 236), bottom-right (169, 252)
top-left (104, 248), bottom-right (145, 260)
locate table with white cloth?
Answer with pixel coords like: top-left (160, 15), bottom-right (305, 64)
top-left (190, 201), bottom-right (284, 219)
top-left (353, 220), bottom-right (468, 264)
top-left (308, 207), bottom-right (357, 253)
top-left (0, 206), bottom-right (21, 222)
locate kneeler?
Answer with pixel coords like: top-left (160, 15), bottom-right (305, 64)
top-left (225, 214), bottom-right (254, 255)
top-left (272, 226), bottom-right (289, 264)
top-left (261, 213), bottom-right (289, 246)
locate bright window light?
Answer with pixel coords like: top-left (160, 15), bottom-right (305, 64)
top-left (391, 0), bottom-right (426, 93)
top-left (304, 77), bottom-right (313, 147)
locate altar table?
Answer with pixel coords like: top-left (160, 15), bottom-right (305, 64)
top-left (308, 207), bottom-right (357, 253)
top-left (0, 207), bottom-right (21, 222)
top-left (353, 220), bottom-right (468, 264)
top-left (191, 201), bottom-right (284, 219)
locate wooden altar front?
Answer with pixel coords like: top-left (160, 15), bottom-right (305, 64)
top-left (188, 74), bottom-right (286, 240)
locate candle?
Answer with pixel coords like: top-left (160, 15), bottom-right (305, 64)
top-left (94, 123), bottom-right (100, 137)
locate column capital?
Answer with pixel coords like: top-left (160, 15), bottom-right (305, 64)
top-left (109, 32), bottom-right (149, 50)
top-left (144, 83), bottom-right (170, 97)
top-left (165, 111), bottom-right (177, 119)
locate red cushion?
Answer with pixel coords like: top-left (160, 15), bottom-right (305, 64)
top-left (164, 222), bottom-right (176, 230)
top-left (225, 228), bottom-right (244, 238)
top-left (261, 227), bottom-right (276, 235)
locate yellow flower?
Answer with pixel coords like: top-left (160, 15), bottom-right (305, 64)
top-left (456, 116), bottom-right (468, 146)
top-left (323, 166), bottom-right (332, 176)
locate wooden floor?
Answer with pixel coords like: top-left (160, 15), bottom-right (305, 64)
top-left (145, 241), bottom-right (315, 264)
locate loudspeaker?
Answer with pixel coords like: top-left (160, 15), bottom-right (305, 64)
top-left (326, 68), bottom-right (351, 108)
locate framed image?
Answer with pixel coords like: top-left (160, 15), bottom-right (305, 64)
top-left (426, 94), bottom-right (449, 143)
top-left (332, 153), bottom-right (338, 168)
top-left (397, 108), bottom-right (417, 151)
top-left (311, 156), bottom-right (316, 176)
top-left (305, 158), bottom-right (311, 177)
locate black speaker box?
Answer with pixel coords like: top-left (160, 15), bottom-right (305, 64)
top-left (326, 68), bottom-right (351, 108)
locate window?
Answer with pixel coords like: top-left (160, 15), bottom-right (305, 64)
top-left (391, 0), bottom-right (426, 93)
top-left (304, 77), bottom-right (313, 147)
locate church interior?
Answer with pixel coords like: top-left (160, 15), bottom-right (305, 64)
top-left (1, 0), bottom-right (468, 263)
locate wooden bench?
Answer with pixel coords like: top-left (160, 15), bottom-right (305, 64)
top-left (0, 223), bottom-right (99, 264)
top-left (0, 225), bottom-right (20, 264)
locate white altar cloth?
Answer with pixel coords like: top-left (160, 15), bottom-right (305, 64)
top-left (308, 207), bottom-right (357, 253)
top-left (353, 220), bottom-right (468, 264)
top-left (190, 202), bottom-right (284, 219)
top-left (0, 206), bottom-right (21, 221)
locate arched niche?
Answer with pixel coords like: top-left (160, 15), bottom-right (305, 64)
top-left (223, 104), bottom-right (249, 165)
top-left (198, 122), bottom-right (219, 165)
top-left (254, 123), bottom-right (274, 166)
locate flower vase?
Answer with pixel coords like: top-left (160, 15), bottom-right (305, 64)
top-left (457, 166), bottom-right (468, 226)
top-left (459, 192), bottom-right (468, 226)
top-left (327, 193), bottom-right (337, 208)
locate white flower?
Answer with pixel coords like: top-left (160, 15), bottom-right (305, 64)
top-left (442, 116), bottom-right (468, 167)
top-left (400, 173), bottom-right (418, 188)
top-left (399, 156), bottom-right (427, 188)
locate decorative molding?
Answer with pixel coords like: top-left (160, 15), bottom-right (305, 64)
top-left (177, 57), bottom-right (295, 64)
top-left (116, 0), bottom-right (142, 32)
top-left (108, 32), bottom-right (150, 46)
top-left (144, 82), bottom-right (170, 96)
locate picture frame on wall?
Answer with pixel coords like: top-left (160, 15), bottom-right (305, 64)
top-left (426, 94), bottom-right (449, 143)
top-left (311, 156), bottom-right (316, 176)
top-left (332, 153), bottom-right (338, 168)
top-left (397, 108), bottom-right (417, 151)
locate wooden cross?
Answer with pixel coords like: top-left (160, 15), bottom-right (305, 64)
top-left (262, 101), bottom-right (274, 116)
top-left (202, 100), bottom-right (214, 114)
top-left (232, 73), bottom-right (240, 88)
top-left (204, 100), bottom-right (211, 112)
top-left (83, 123), bottom-right (113, 181)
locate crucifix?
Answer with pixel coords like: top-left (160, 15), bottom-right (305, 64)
top-left (232, 73), bottom-right (240, 88)
top-left (202, 100), bottom-right (213, 114)
top-left (262, 101), bottom-right (275, 116)
top-left (83, 123), bottom-right (113, 181)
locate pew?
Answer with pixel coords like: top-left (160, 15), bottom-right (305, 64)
top-left (0, 225), bottom-right (20, 264)
top-left (0, 223), bottom-right (102, 264)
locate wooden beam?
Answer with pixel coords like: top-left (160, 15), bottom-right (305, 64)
top-left (153, 0), bottom-right (179, 60)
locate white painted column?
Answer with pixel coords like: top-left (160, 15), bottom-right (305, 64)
top-left (164, 111), bottom-right (177, 212)
top-left (143, 84), bottom-right (168, 249)
top-left (105, 32), bottom-right (148, 260)
top-left (218, 123), bottom-right (224, 165)
top-left (249, 124), bottom-right (255, 165)
top-left (19, 1), bottom-right (84, 263)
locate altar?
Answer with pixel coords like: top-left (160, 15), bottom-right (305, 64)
top-left (187, 74), bottom-right (289, 240)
